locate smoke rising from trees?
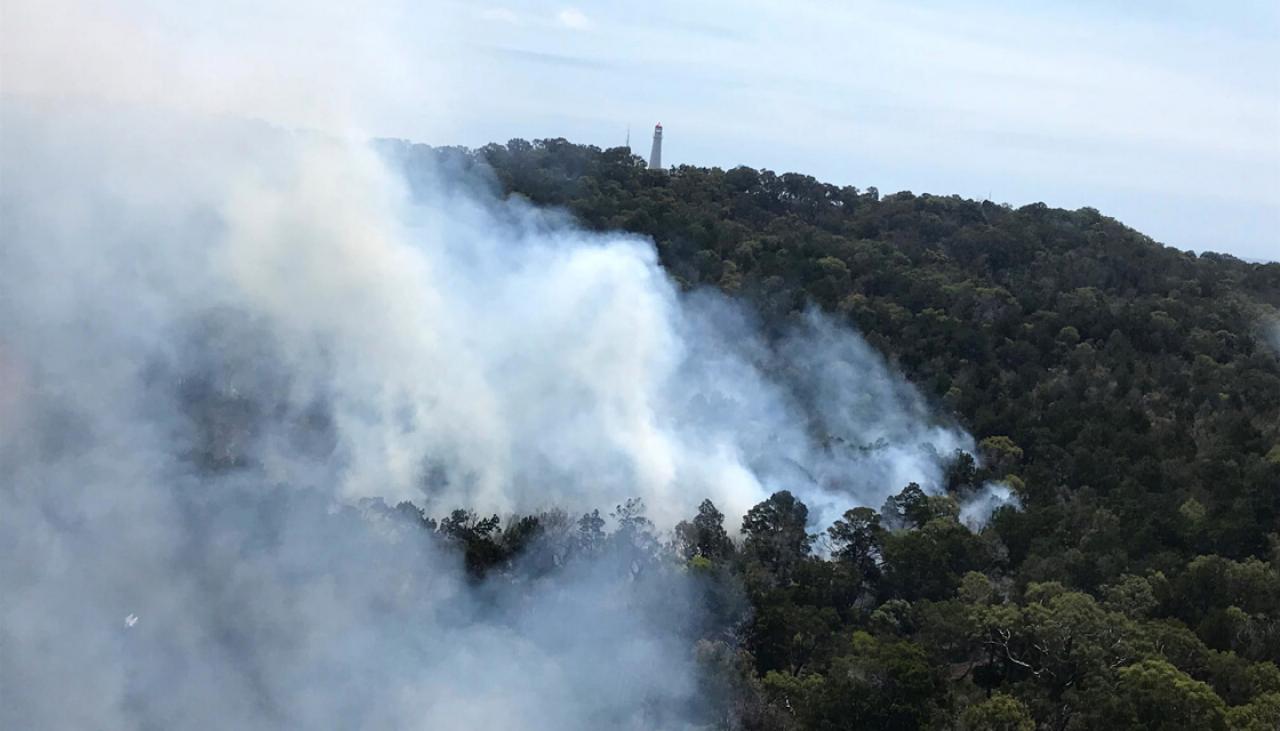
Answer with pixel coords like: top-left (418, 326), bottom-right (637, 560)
top-left (0, 99), bottom-right (1004, 727)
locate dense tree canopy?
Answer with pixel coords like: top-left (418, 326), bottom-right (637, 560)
top-left (374, 137), bottom-right (1280, 728)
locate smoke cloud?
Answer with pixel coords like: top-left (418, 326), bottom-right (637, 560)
top-left (959, 483), bottom-right (1022, 531)
top-left (0, 94), bottom-right (1004, 728)
top-left (1264, 318), bottom-right (1280, 357)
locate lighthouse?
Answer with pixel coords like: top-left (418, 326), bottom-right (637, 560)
top-left (648, 123), bottom-right (663, 171)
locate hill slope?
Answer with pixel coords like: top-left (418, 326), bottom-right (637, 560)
top-left (379, 137), bottom-right (1280, 729)
top-left (444, 138), bottom-right (1280, 567)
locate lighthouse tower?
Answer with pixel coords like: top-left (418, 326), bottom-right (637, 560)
top-left (648, 123), bottom-right (663, 170)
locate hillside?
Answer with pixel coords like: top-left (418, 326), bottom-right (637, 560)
top-left (389, 137), bottom-right (1280, 566)
top-left (7, 111), bottom-right (1277, 728)
top-left (380, 137), bottom-right (1280, 729)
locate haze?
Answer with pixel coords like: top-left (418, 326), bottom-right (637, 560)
top-left (4, 0), bottom-right (1276, 261)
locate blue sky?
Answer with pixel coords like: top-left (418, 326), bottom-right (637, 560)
top-left (5, 0), bottom-right (1278, 260)
top-left (430, 0), bottom-right (1279, 260)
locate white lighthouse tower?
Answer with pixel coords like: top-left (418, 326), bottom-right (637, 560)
top-left (648, 123), bottom-right (663, 170)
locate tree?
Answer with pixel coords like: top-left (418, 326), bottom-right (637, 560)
top-left (880, 516), bottom-right (987, 601)
top-left (765, 632), bottom-right (938, 730)
top-left (675, 499), bottom-right (735, 561)
top-left (883, 483), bottom-right (931, 529)
top-left (1101, 574), bottom-right (1160, 619)
top-left (1226, 691), bottom-right (1280, 731)
top-left (742, 491), bottom-right (813, 582)
top-left (945, 451), bottom-right (979, 493)
top-left (978, 436), bottom-right (1023, 477)
top-left (610, 497), bottom-right (660, 571)
top-left (437, 509), bottom-right (502, 576)
top-left (576, 508), bottom-right (606, 555)
top-left (1116, 659), bottom-right (1227, 731)
top-left (959, 694), bottom-right (1034, 731)
top-left (827, 507), bottom-right (883, 582)
top-left (387, 135), bottom-right (1280, 731)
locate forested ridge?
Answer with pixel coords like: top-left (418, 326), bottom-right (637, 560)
top-left (381, 138), bottom-right (1280, 729)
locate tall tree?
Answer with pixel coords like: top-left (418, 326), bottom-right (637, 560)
top-left (742, 491), bottom-right (812, 582)
top-left (675, 499), bottom-right (736, 561)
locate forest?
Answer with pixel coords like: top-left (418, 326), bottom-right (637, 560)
top-left (371, 137), bottom-right (1280, 730)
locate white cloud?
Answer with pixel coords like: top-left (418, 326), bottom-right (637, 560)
top-left (556, 8), bottom-right (591, 30)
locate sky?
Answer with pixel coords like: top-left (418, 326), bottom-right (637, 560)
top-left (3, 0), bottom-right (1278, 260)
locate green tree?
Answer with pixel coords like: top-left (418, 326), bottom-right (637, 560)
top-left (959, 693), bottom-right (1034, 731)
top-left (884, 482), bottom-right (931, 528)
top-left (742, 491), bottom-right (813, 582)
top-left (675, 498), bottom-right (735, 561)
top-left (827, 506), bottom-right (883, 581)
top-left (1227, 691), bottom-right (1280, 731)
top-left (1116, 659), bottom-right (1227, 731)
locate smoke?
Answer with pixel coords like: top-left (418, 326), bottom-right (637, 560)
top-left (959, 483), bottom-right (1022, 531)
top-left (0, 0), bottom-right (1036, 723)
top-left (1264, 318), bottom-right (1280, 357)
top-left (0, 99), bottom-right (1004, 731)
top-left (0, 0), bottom-right (458, 140)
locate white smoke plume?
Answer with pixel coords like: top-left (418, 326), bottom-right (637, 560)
top-left (960, 483), bottom-right (1022, 531)
top-left (1264, 318), bottom-right (1280, 357)
top-left (0, 0), bottom-right (1017, 722)
top-left (0, 96), bottom-right (1010, 728)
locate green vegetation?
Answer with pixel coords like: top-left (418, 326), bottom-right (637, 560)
top-left (378, 138), bottom-right (1280, 728)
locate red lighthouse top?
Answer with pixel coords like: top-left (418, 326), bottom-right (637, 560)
top-left (655, 123), bottom-right (662, 129)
